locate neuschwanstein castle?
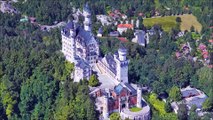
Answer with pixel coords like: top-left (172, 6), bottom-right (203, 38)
top-left (61, 4), bottom-right (151, 120)
top-left (61, 3), bottom-right (99, 82)
top-left (61, 4), bottom-right (129, 83)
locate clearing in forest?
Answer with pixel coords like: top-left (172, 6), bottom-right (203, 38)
top-left (143, 14), bottom-right (202, 33)
top-left (179, 14), bottom-right (202, 33)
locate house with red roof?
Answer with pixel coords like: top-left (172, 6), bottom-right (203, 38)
top-left (209, 39), bottom-right (213, 45)
top-left (198, 43), bottom-right (209, 60)
top-left (117, 24), bottom-right (134, 34)
top-left (117, 37), bottom-right (128, 42)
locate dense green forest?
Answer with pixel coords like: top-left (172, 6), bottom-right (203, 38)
top-left (0, 13), bottom-right (97, 119)
top-left (0, 0), bottom-right (212, 120)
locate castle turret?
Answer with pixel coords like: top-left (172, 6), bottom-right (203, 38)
top-left (118, 47), bottom-right (127, 61)
top-left (137, 86), bottom-right (142, 108)
top-left (103, 96), bottom-right (109, 119)
top-left (115, 44), bottom-right (129, 83)
top-left (83, 3), bottom-right (91, 31)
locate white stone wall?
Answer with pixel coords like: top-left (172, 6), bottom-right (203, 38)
top-left (61, 33), bottom-right (75, 63)
top-left (117, 27), bottom-right (127, 35)
top-left (115, 49), bottom-right (129, 83)
top-left (120, 104), bottom-right (151, 120)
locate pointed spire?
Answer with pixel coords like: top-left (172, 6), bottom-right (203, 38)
top-left (83, 2), bottom-right (91, 13)
top-left (118, 43), bottom-right (127, 52)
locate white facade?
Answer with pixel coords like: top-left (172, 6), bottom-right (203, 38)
top-left (61, 27), bottom-right (76, 63)
top-left (117, 24), bottom-right (133, 35)
top-left (98, 46), bottom-right (129, 83)
top-left (103, 96), bottom-right (109, 119)
top-left (115, 48), bottom-right (129, 83)
top-left (61, 4), bottom-right (99, 82)
top-left (74, 60), bottom-right (91, 82)
top-left (132, 30), bottom-right (149, 46)
top-left (117, 27), bottom-right (128, 35)
top-left (137, 86), bottom-right (142, 108)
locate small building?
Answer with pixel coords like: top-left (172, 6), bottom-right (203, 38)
top-left (132, 30), bottom-right (148, 46)
top-left (117, 24), bottom-right (134, 35)
top-left (109, 31), bottom-right (119, 37)
top-left (209, 39), bottom-right (213, 45)
top-left (117, 37), bottom-right (128, 42)
top-left (181, 86), bottom-right (208, 109)
top-left (97, 27), bottom-right (103, 37)
top-left (198, 43), bottom-right (209, 60)
top-left (171, 86), bottom-right (208, 114)
top-left (96, 15), bottom-right (112, 26)
top-left (175, 51), bottom-right (182, 59)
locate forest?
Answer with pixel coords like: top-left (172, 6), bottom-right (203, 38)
top-left (0, 0), bottom-right (212, 120)
top-left (0, 13), bottom-right (97, 119)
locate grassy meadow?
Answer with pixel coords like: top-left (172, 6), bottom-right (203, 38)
top-left (143, 14), bottom-right (202, 33)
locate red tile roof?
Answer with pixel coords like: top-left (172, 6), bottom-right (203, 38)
top-left (117, 37), bottom-right (128, 42)
top-left (209, 39), bottom-right (213, 43)
top-left (198, 44), bottom-right (207, 51)
top-left (208, 65), bottom-right (213, 68)
top-left (117, 24), bottom-right (133, 29)
top-left (138, 12), bottom-right (144, 16)
top-left (176, 52), bottom-right (182, 58)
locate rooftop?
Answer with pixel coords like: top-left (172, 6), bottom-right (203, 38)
top-left (117, 24), bottom-right (133, 29)
top-left (83, 2), bottom-right (91, 13)
top-left (75, 59), bottom-right (90, 69)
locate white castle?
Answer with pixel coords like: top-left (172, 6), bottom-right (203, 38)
top-left (61, 3), bottom-right (129, 83)
top-left (61, 4), bottom-right (151, 119)
top-left (61, 3), bottom-right (99, 82)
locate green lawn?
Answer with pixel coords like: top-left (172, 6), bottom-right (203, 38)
top-left (130, 107), bottom-right (142, 112)
top-left (143, 16), bottom-right (177, 32)
top-left (143, 14), bottom-right (202, 33)
top-left (179, 14), bottom-right (202, 33)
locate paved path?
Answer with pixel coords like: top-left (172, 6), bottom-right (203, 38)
top-left (92, 64), bottom-right (118, 89)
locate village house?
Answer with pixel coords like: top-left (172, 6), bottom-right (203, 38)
top-left (132, 30), bottom-right (149, 46)
top-left (117, 24), bottom-right (134, 35)
top-left (97, 27), bottom-right (103, 37)
top-left (171, 86), bottom-right (208, 114)
top-left (109, 31), bottom-right (119, 37)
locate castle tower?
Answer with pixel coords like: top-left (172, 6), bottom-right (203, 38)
top-left (103, 96), bottom-right (109, 119)
top-left (126, 96), bottom-right (129, 109)
top-left (115, 44), bottom-right (129, 83)
top-left (61, 20), bottom-right (76, 63)
top-left (83, 3), bottom-right (91, 31)
top-left (136, 86), bottom-right (142, 108)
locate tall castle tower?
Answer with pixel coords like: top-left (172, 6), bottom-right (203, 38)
top-left (83, 3), bottom-right (91, 31)
top-left (103, 95), bottom-right (109, 119)
top-left (137, 85), bottom-right (142, 108)
top-left (61, 20), bottom-right (76, 63)
top-left (115, 45), bottom-right (129, 83)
